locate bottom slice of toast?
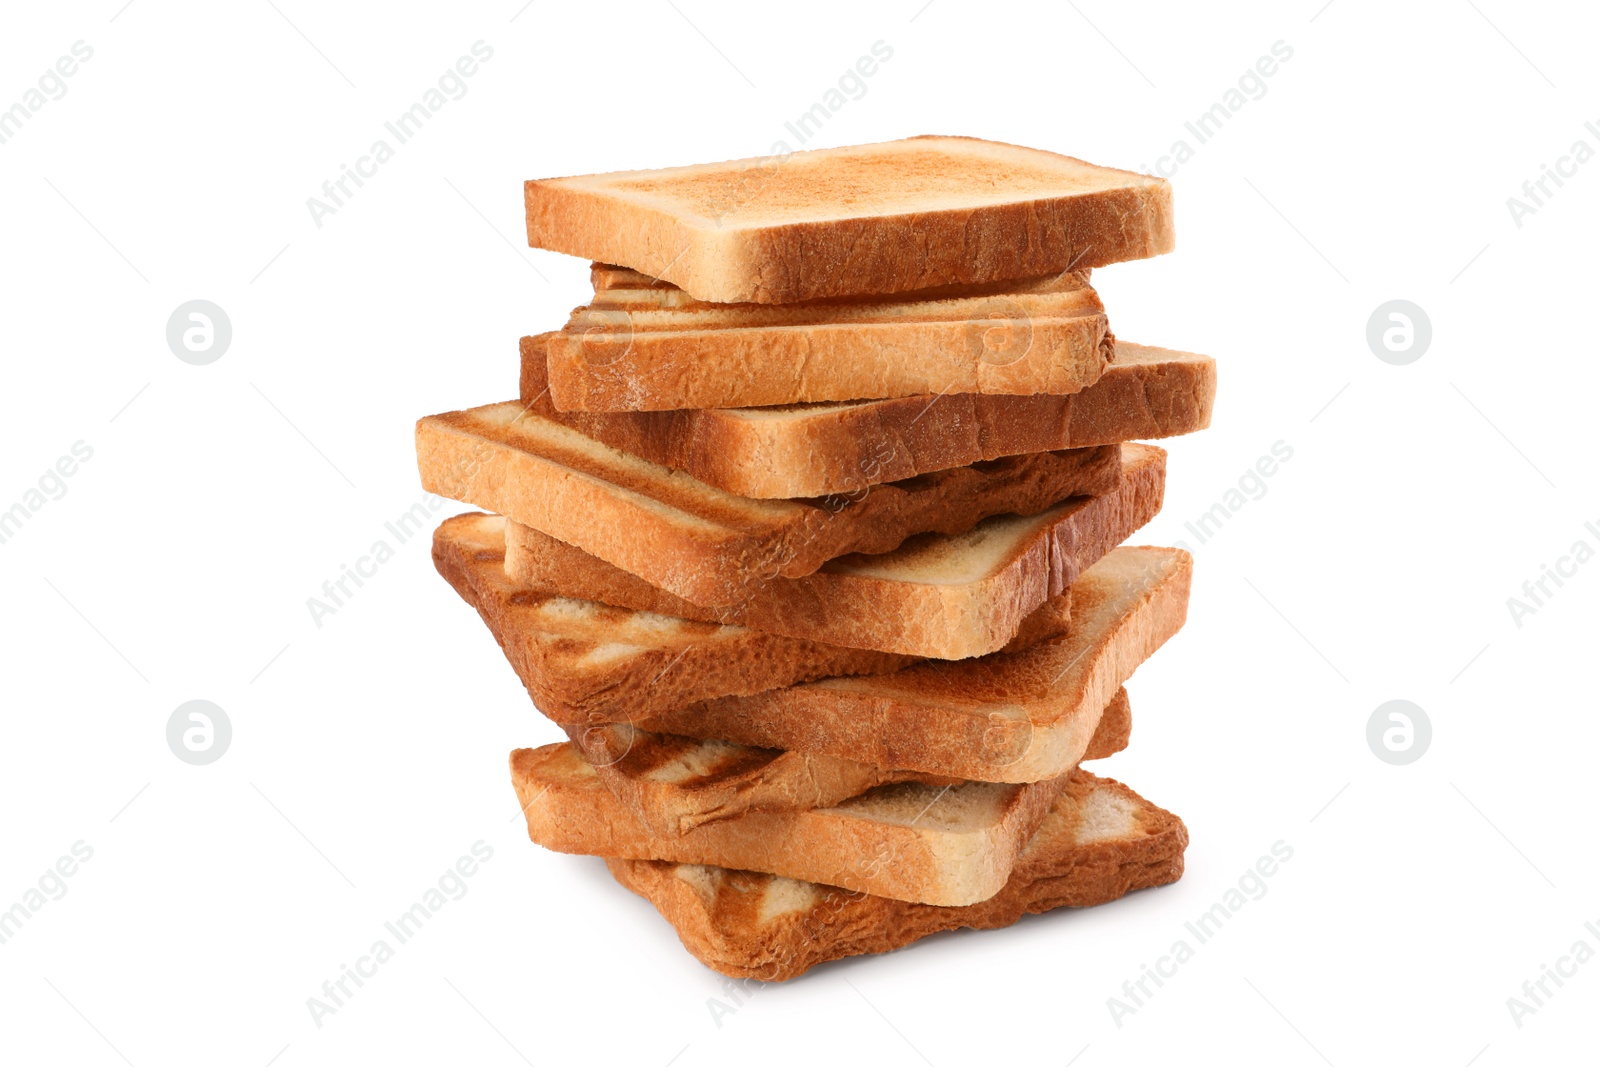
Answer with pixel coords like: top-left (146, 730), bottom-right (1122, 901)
top-left (606, 768), bottom-right (1185, 981)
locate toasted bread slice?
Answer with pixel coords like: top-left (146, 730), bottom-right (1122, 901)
top-left (498, 443), bottom-right (1161, 659)
top-left (607, 769), bottom-right (1186, 980)
top-left (523, 137), bottom-right (1174, 304)
top-left (637, 547), bottom-right (1191, 782)
top-left (416, 400), bottom-right (1128, 611)
top-left (522, 335), bottom-right (1213, 498)
top-left (514, 743), bottom-right (1070, 906)
top-left (434, 513), bottom-right (1070, 723)
top-left (542, 269), bottom-right (1112, 410)
top-left (569, 687), bottom-right (1131, 836)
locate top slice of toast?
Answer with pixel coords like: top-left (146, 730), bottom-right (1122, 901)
top-left (524, 137), bottom-right (1173, 304)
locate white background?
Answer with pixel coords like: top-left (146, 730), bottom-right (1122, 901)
top-left (2, 1), bottom-right (1596, 1064)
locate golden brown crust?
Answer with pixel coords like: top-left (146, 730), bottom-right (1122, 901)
top-left (417, 400), bottom-right (1130, 613)
top-left (513, 743), bottom-right (1086, 906)
top-left (523, 137), bottom-right (1174, 303)
top-left (605, 769), bottom-right (1187, 980)
top-left (434, 514), bottom-right (914, 722)
top-left (520, 335), bottom-right (1214, 499)
top-left (433, 513), bottom-right (1071, 724)
top-left (496, 445), bottom-right (1165, 659)
top-left (635, 547), bottom-right (1191, 782)
top-left (568, 687), bottom-right (1130, 836)
top-left (542, 272), bottom-right (1112, 410)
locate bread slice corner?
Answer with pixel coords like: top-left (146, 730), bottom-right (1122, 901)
top-left (605, 768), bottom-right (1186, 980)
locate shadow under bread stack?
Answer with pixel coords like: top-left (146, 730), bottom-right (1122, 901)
top-left (416, 137), bottom-right (1216, 980)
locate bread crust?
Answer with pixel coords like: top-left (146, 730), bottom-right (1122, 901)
top-left (524, 136), bottom-right (1174, 303)
top-left (434, 512), bottom-right (1070, 724)
top-left (417, 401), bottom-right (1131, 613)
top-left (496, 444), bottom-right (1164, 659)
top-left (605, 769), bottom-right (1186, 980)
top-left (542, 271), bottom-right (1113, 410)
top-left (570, 687), bottom-right (1131, 836)
top-left (521, 336), bottom-right (1213, 498)
top-left (514, 743), bottom-right (1077, 907)
top-left (636, 547), bottom-right (1191, 782)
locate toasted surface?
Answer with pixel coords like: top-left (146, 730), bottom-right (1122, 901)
top-left (434, 513), bottom-right (918, 722)
top-left (512, 743), bottom-right (1073, 906)
top-left (542, 269), bottom-right (1112, 410)
top-left (436, 513), bottom-right (1070, 723)
top-left (571, 688), bottom-right (1132, 836)
top-left (638, 547), bottom-right (1192, 782)
top-left (607, 769), bottom-right (1186, 980)
top-left (504, 520), bottom-right (1077, 658)
top-left (522, 336), bottom-right (1214, 498)
top-left (417, 397), bottom-right (1124, 609)
top-left (501, 443), bottom-right (1163, 659)
top-left (524, 137), bottom-right (1174, 303)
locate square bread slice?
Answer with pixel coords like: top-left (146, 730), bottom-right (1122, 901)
top-left (541, 268), bottom-right (1112, 410)
top-left (524, 136), bottom-right (1174, 304)
top-left (434, 513), bottom-right (1071, 723)
top-left (636, 546), bottom-right (1192, 783)
top-left (416, 399), bottom-right (1129, 612)
top-left (521, 333), bottom-right (1214, 498)
top-left (499, 442), bottom-right (1161, 659)
top-left (569, 687), bottom-right (1131, 836)
top-left (514, 742), bottom-right (1067, 907)
top-left (606, 768), bottom-right (1186, 980)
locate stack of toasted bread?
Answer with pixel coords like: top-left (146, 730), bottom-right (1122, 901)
top-left (418, 137), bottom-right (1214, 980)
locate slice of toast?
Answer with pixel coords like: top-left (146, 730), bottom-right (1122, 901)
top-left (606, 768), bottom-right (1186, 980)
top-left (568, 687), bottom-right (1131, 836)
top-left (541, 269), bottom-right (1112, 410)
top-left (636, 547), bottom-right (1191, 782)
top-left (521, 335), bottom-right (1213, 498)
top-left (514, 743), bottom-right (1069, 907)
top-left (499, 443), bottom-right (1161, 659)
top-left (416, 399), bottom-right (1129, 611)
top-left (434, 513), bottom-right (1070, 723)
top-left (524, 137), bottom-right (1174, 304)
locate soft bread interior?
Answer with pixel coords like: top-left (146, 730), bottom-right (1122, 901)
top-left (824, 509), bottom-right (1060, 585)
top-left (831, 779), bottom-right (1016, 833)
